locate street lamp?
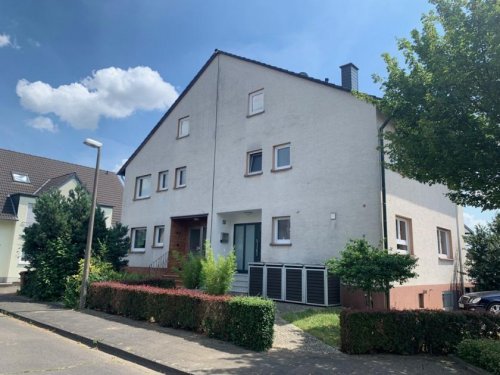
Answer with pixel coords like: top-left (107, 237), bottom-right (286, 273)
top-left (79, 138), bottom-right (103, 309)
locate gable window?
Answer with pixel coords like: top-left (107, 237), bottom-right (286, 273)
top-left (396, 216), bottom-right (412, 253)
top-left (135, 175), bottom-right (151, 199)
top-left (248, 89), bottom-right (264, 116)
top-left (437, 228), bottom-right (452, 259)
top-left (273, 143), bottom-right (291, 171)
top-left (175, 167), bottom-right (187, 188)
top-left (158, 170), bottom-right (168, 191)
top-left (131, 227), bottom-right (147, 252)
top-left (273, 216), bottom-right (291, 245)
top-left (246, 150), bottom-right (262, 175)
top-left (12, 172), bottom-right (30, 184)
top-left (153, 225), bottom-right (165, 247)
top-left (178, 117), bottom-right (190, 138)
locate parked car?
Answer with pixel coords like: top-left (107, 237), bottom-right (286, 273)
top-left (458, 291), bottom-right (500, 315)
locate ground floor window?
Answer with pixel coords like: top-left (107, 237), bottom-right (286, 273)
top-left (131, 227), bottom-right (147, 252)
top-left (273, 216), bottom-right (291, 245)
top-left (153, 225), bottom-right (164, 247)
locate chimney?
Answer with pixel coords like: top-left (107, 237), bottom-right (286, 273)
top-left (340, 63), bottom-right (359, 91)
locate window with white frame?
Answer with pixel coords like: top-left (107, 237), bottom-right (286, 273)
top-left (248, 89), bottom-right (264, 116)
top-left (131, 227), bottom-right (147, 252)
top-left (247, 150), bottom-right (262, 175)
top-left (178, 117), bottom-right (190, 138)
top-left (437, 228), bottom-right (452, 258)
top-left (175, 167), bottom-right (187, 188)
top-left (158, 170), bottom-right (168, 191)
top-left (273, 143), bottom-right (291, 170)
top-left (12, 172), bottom-right (30, 183)
top-left (273, 216), bottom-right (291, 245)
top-left (26, 203), bottom-right (36, 226)
top-left (135, 175), bottom-right (151, 199)
top-left (395, 216), bottom-right (411, 253)
top-left (153, 225), bottom-right (165, 247)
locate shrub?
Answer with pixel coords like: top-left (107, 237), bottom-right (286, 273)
top-left (457, 339), bottom-right (500, 374)
top-left (201, 241), bottom-right (236, 295)
top-left (63, 257), bottom-right (121, 308)
top-left (122, 278), bottom-right (176, 289)
top-left (340, 309), bottom-right (500, 355)
top-left (227, 297), bottom-right (275, 351)
top-left (172, 251), bottom-right (203, 289)
top-left (87, 282), bottom-right (275, 351)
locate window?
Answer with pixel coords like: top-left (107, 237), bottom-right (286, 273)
top-left (248, 89), bottom-right (264, 116)
top-left (273, 216), bottom-right (291, 245)
top-left (158, 170), bottom-right (168, 191)
top-left (12, 172), bottom-right (30, 183)
top-left (135, 175), bottom-right (151, 199)
top-left (175, 167), bottom-right (187, 188)
top-left (153, 225), bottom-right (165, 247)
top-left (437, 228), bottom-right (452, 259)
top-left (418, 293), bottom-right (425, 309)
top-left (395, 216), bottom-right (411, 253)
top-left (26, 203), bottom-right (35, 226)
top-left (273, 143), bottom-right (291, 170)
top-left (246, 150), bottom-right (262, 175)
top-left (131, 228), bottom-right (147, 252)
top-left (178, 117), bottom-right (190, 138)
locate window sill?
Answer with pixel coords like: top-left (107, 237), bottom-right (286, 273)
top-left (133, 196), bottom-right (151, 201)
top-left (247, 110), bottom-right (265, 118)
top-left (174, 185), bottom-right (186, 190)
top-left (130, 249), bottom-right (146, 254)
top-left (176, 134), bottom-right (190, 140)
top-left (152, 245), bottom-right (164, 249)
top-left (157, 188), bottom-right (168, 193)
top-left (438, 255), bottom-right (453, 261)
top-left (270, 242), bottom-right (292, 247)
top-left (244, 171), bottom-right (263, 177)
top-left (271, 166), bottom-right (292, 173)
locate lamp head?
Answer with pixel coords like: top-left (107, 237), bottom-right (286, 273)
top-left (84, 138), bottom-right (102, 148)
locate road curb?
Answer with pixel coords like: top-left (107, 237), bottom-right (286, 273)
top-left (0, 307), bottom-right (190, 375)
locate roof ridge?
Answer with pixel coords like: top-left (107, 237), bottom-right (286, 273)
top-left (0, 148), bottom-right (114, 174)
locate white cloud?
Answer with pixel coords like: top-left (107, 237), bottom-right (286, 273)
top-left (463, 212), bottom-right (488, 229)
top-left (16, 66), bottom-right (179, 130)
top-left (27, 116), bottom-right (58, 133)
top-left (113, 158), bottom-right (128, 173)
top-left (0, 33), bottom-right (11, 47)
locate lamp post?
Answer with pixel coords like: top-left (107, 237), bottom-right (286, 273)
top-left (79, 138), bottom-right (103, 309)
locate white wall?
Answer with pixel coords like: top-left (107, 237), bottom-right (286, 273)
top-left (386, 169), bottom-right (465, 286)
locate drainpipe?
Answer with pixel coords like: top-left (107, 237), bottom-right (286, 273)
top-left (378, 117), bottom-right (391, 250)
top-left (455, 205), bottom-right (465, 295)
top-left (209, 53), bottom-right (221, 244)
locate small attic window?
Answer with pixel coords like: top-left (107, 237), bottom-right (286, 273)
top-left (12, 172), bottom-right (30, 184)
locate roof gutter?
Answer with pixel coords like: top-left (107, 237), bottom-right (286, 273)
top-left (379, 117), bottom-right (391, 249)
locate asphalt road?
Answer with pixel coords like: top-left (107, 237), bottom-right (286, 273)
top-left (0, 313), bottom-right (160, 374)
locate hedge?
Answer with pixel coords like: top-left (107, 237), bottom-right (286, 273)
top-left (120, 278), bottom-right (176, 289)
top-left (340, 309), bottom-right (500, 355)
top-left (457, 339), bottom-right (500, 374)
top-left (88, 282), bottom-right (275, 351)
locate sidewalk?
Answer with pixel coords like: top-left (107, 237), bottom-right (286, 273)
top-left (0, 287), bottom-right (477, 374)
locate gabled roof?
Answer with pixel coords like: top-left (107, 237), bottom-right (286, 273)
top-left (0, 148), bottom-right (123, 223)
top-left (118, 49), bottom-right (355, 176)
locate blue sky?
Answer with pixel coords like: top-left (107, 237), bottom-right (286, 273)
top-left (0, 0), bottom-right (496, 226)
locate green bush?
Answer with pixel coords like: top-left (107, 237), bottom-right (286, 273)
top-left (340, 309), bottom-right (500, 354)
top-left (457, 339), bottom-right (500, 374)
top-left (122, 278), bottom-right (176, 289)
top-left (201, 241), bottom-right (236, 295)
top-left (63, 257), bottom-right (122, 308)
top-left (88, 282), bottom-right (275, 351)
top-left (172, 251), bottom-right (203, 289)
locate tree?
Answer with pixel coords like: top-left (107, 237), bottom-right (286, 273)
top-left (22, 186), bottom-right (129, 300)
top-left (375, 0), bottom-right (500, 210)
top-left (326, 239), bottom-right (418, 309)
top-left (464, 213), bottom-right (500, 290)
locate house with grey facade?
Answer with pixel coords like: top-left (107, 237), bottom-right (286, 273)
top-left (118, 50), bottom-right (466, 309)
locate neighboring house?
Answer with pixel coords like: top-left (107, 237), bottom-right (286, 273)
top-left (0, 149), bottom-right (123, 283)
top-left (118, 50), bottom-right (466, 309)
